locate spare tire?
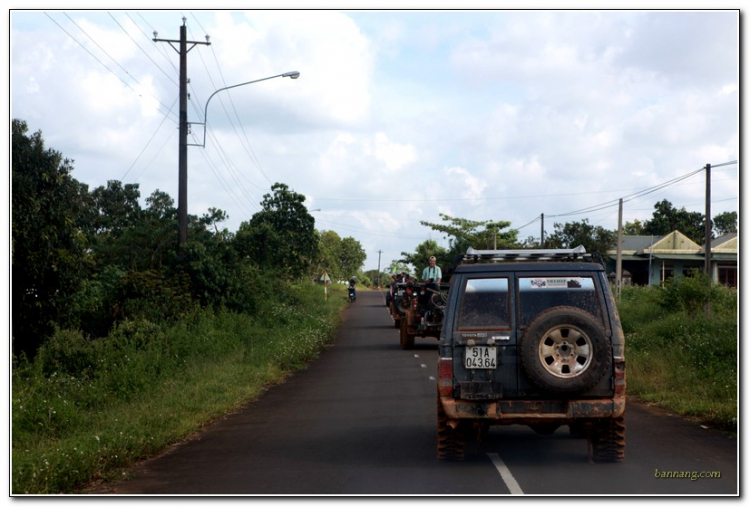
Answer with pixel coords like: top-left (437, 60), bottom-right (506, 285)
top-left (519, 306), bottom-right (610, 394)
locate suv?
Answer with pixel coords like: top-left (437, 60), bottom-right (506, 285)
top-left (437, 247), bottom-right (626, 462)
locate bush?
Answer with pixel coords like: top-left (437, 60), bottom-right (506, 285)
top-left (618, 280), bottom-right (737, 430)
top-left (12, 281), bottom-right (347, 493)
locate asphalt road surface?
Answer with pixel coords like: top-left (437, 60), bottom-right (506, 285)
top-left (90, 289), bottom-right (738, 495)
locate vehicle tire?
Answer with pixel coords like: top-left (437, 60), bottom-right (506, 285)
top-left (400, 317), bottom-right (414, 350)
top-left (591, 416), bottom-right (626, 463)
top-left (519, 306), bottom-right (610, 394)
top-left (437, 398), bottom-right (465, 461)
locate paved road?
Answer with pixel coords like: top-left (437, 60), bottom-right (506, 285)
top-left (90, 290), bottom-right (738, 495)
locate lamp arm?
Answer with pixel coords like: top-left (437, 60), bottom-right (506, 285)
top-left (200, 72), bottom-right (297, 147)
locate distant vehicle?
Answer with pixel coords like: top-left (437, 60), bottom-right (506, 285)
top-left (348, 278), bottom-right (357, 303)
top-left (436, 246), bottom-right (626, 462)
top-left (398, 280), bottom-right (449, 349)
top-left (386, 273), bottom-right (411, 329)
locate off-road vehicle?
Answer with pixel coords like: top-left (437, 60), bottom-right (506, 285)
top-left (399, 280), bottom-right (449, 349)
top-left (437, 246), bottom-right (626, 462)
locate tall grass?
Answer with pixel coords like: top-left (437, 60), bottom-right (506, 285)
top-left (12, 282), bottom-right (347, 494)
top-left (618, 273), bottom-right (737, 430)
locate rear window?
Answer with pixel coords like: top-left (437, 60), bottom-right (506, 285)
top-left (457, 278), bottom-right (510, 329)
top-left (518, 276), bottom-right (601, 326)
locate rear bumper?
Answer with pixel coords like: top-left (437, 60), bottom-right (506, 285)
top-left (440, 396), bottom-right (626, 424)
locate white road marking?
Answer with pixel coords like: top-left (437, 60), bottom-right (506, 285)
top-left (428, 376), bottom-right (435, 381)
top-left (420, 364), bottom-right (427, 368)
top-left (487, 452), bottom-right (524, 495)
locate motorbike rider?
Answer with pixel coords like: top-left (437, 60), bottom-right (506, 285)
top-left (348, 276), bottom-right (357, 300)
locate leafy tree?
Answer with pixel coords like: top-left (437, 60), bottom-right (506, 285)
top-left (314, 230), bottom-right (366, 282)
top-left (419, 214), bottom-right (520, 257)
top-left (338, 236), bottom-right (366, 279)
top-left (623, 219), bottom-right (645, 236)
top-left (316, 230), bottom-right (343, 280)
top-left (643, 199), bottom-right (705, 244)
top-left (12, 119), bottom-right (90, 356)
top-left (712, 211), bottom-right (737, 236)
top-left (235, 183), bottom-right (318, 279)
top-left (88, 180), bottom-right (143, 236)
top-left (545, 219), bottom-right (617, 258)
top-left (364, 269), bottom-right (388, 287)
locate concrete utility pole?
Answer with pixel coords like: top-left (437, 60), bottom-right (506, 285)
top-left (154, 18), bottom-right (211, 251)
top-left (376, 250), bottom-right (383, 288)
top-left (540, 213), bottom-right (545, 248)
top-left (704, 163), bottom-right (712, 318)
top-left (616, 199), bottom-right (623, 301)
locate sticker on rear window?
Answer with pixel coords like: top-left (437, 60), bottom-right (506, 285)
top-left (529, 277), bottom-right (582, 289)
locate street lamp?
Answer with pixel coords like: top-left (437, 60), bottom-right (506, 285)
top-left (174, 70), bottom-right (299, 251)
top-left (189, 71), bottom-right (300, 148)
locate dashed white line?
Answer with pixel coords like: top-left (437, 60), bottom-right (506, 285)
top-left (487, 452), bottom-right (524, 495)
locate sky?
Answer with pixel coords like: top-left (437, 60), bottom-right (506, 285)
top-left (8, 6), bottom-right (740, 274)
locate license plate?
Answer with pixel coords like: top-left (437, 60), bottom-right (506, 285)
top-left (465, 346), bottom-right (497, 369)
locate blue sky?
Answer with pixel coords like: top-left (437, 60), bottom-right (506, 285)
top-left (9, 7), bottom-right (740, 273)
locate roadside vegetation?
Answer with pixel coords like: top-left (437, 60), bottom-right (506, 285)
top-left (12, 282), bottom-right (348, 494)
top-left (617, 271), bottom-right (738, 431)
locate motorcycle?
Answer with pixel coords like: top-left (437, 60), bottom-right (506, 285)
top-left (348, 283), bottom-right (357, 303)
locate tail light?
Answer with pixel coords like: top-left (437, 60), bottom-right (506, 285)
top-left (438, 357), bottom-right (453, 396)
top-left (614, 359), bottom-right (626, 395)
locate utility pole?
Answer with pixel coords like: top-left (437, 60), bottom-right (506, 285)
top-left (616, 199), bottom-right (623, 301)
top-left (376, 250), bottom-right (383, 288)
top-left (704, 163), bottom-right (712, 318)
top-left (154, 18), bottom-right (211, 252)
top-left (540, 213), bottom-right (545, 248)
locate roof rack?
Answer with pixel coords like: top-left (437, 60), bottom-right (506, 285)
top-left (461, 245), bottom-right (591, 263)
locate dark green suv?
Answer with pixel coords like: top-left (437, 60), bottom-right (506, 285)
top-left (437, 247), bottom-right (626, 462)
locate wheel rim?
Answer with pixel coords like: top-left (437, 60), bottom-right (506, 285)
top-left (537, 324), bottom-right (593, 378)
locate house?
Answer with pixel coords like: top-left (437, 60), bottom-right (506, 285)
top-left (711, 233), bottom-right (738, 287)
top-left (606, 231), bottom-right (738, 288)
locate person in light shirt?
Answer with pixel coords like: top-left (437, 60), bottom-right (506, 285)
top-left (421, 256), bottom-right (442, 284)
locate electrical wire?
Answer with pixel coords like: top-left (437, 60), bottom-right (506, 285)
top-left (120, 96), bottom-right (179, 181)
top-left (45, 12), bottom-right (178, 121)
top-left (109, 12), bottom-right (178, 88)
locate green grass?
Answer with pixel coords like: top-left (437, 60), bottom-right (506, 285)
top-left (617, 281), bottom-right (737, 430)
top-left (12, 282), bottom-right (348, 494)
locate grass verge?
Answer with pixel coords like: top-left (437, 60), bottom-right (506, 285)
top-left (617, 281), bottom-right (737, 431)
top-left (12, 282), bottom-right (347, 494)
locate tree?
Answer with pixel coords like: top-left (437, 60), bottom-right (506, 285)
top-left (419, 214), bottom-right (520, 257)
top-left (12, 119), bottom-right (90, 356)
top-left (643, 199), bottom-right (705, 244)
top-left (545, 219), bottom-right (617, 258)
top-left (338, 237), bottom-right (366, 279)
top-left (713, 211), bottom-right (737, 236)
top-left (623, 219), bottom-right (645, 236)
top-left (235, 183), bottom-right (318, 279)
top-left (314, 230), bottom-right (366, 282)
top-left (317, 230), bottom-right (343, 280)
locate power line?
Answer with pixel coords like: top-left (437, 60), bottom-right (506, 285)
top-left (45, 12), bottom-right (178, 121)
top-left (110, 12), bottom-right (178, 87)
